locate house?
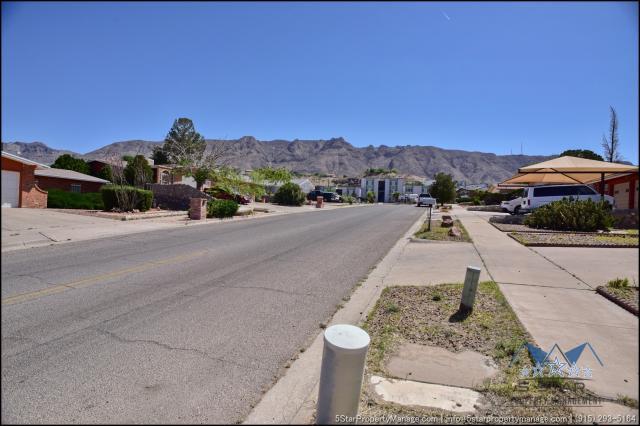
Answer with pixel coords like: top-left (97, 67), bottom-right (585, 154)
top-left (361, 175), bottom-right (405, 202)
top-left (264, 178), bottom-right (314, 195)
top-left (403, 177), bottom-right (434, 195)
top-left (456, 184), bottom-right (489, 197)
top-left (1, 151), bottom-right (48, 208)
top-left (88, 158), bottom-right (211, 189)
top-left (34, 168), bottom-right (109, 193)
top-left (592, 172), bottom-right (638, 210)
top-left (292, 178), bottom-right (315, 194)
top-left (335, 177), bottom-right (362, 198)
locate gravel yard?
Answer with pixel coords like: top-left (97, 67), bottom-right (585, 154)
top-left (509, 232), bottom-right (639, 247)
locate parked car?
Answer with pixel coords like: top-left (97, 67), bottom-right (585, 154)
top-left (399, 193), bottom-right (419, 203)
top-left (307, 190), bottom-right (342, 202)
top-left (307, 190), bottom-right (323, 201)
top-left (207, 188), bottom-right (251, 205)
top-left (501, 197), bottom-right (524, 214)
top-left (520, 185), bottom-right (615, 212)
top-left (417, 193), bottom-right (436, 207)
top-left (322, 192), bottom-right (342, 202)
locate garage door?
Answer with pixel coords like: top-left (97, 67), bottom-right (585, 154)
top-left (613, 182), bottom-right (630, 209)
top-left (2, 170), bottom-right (20, 207)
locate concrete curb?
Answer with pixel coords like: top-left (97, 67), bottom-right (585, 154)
top-left (596, 286), bottom-right (639, 316)
top-left (244, 208), bottom-right (429, 424)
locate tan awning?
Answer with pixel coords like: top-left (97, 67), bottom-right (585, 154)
top-left (500, 156), bottom-right (638, 186)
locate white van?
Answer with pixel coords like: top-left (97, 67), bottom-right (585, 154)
top-left (521, 185), bottom-right (615, 212)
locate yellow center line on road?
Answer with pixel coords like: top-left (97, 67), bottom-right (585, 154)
top-left (2, 250), bottom-right (209, 306)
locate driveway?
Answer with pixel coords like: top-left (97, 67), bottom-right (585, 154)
top-left (2, 204), bottom-right (423, 423)
top-left (1, 208), bottom-right (181, 252)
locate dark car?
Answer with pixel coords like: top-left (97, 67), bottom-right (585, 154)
top-left (307, 190), bottom-right (323, 201)
top-left (307, 190), bottom-right (342, 202)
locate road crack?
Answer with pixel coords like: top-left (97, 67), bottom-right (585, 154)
top-left (95, 328), bottom-right (267, 372)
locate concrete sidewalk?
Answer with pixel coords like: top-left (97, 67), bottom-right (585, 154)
top-left (456, 207), bottom-right (639, 400)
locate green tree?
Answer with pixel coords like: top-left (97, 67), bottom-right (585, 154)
top-left (601, 106), bottom-right (621, 162)
top-left (122, 155), bottom-right (134, 163)
top-left (429, 172), bottom-right (456, 206)
top-left (151, 146), bottom-right (170, 165)
top-left (560, 149), bottom-right (604, 161)
top-left (96, 164), bottom-right (113, 182)
top-left (162, 118), bottom-right (206, 167)
top-left (252, 167), bottom-right (292, 195)
top-left (273, 182), bottom-right (306, 206)
top-left (193, 167), bottom-right (212, 191)
top-left (51, 154), bottom-right (90, 174)
top-left (124, 155), bottom-right (153, 187)
top-left (363, 168), bottom-right (397, 177)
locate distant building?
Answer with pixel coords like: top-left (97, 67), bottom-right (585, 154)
top-left (361, 175), bottom-right (405, 202)
top-left (335, 177), bottom-right (362, 198)
top-left (456, 183), bottom-right (489, 197)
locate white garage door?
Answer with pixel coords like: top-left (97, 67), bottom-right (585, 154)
top-left (2, 170), bottom-right (20, 207)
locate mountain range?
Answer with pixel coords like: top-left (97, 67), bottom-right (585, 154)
top-left (2, 138), bottom-right (553, 184)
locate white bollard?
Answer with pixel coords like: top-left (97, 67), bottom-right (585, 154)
top-left (460, 266), bottom-right (482, 312)
top-left (317, 324), bottom-right (370, 425)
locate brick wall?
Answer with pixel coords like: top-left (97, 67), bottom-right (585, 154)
top-left (1, 156), bottom-right (48, 208)
top-left (36, 176), bottom-right (104, 193)
top-left (148, 183), bottom-right (211, 210)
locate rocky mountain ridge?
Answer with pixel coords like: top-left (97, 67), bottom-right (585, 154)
top-left (2, 138), bottom-right (553, 184)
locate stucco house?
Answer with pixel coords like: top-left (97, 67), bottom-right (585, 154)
top-left (592, 172), bottom-right (639, 210)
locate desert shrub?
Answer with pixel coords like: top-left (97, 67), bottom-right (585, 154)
top-left (207, 199), bottom-right (238, 218)
top-left (342, 195), bottom-right (355, 205)
top-left (607, 278), bottom-right (629, 289)
top-left (366, 191), bottom-right (375, 203)
top-left (272, 182), bottom-right (305, 206)
top-left (101, 185), bottom-right (153, 212)
top-left (524, 198), bottom-right (614, 232)
top-left (47, 189), bottom-right (104, 210)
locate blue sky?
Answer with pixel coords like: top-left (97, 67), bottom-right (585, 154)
top-left (2, 2), bottom-right (638, 161)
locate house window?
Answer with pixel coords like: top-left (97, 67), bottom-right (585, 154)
top-left (70, 184), bottom-right (81, 193)
top-left (161, 170), bottom-right (171, 184)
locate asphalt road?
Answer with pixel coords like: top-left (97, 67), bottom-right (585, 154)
top-left (1, 204), bottom-right (423, 424)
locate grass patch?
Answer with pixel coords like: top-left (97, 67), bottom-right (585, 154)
top-left (617, 394), bottom-right (639, 409)
top-left (603, 278), bottom-right (639, 310)
top-left (607, 277), bottom-right (630, 289)
top-left (414, 219), bottom-right (472, 242)
top-left (359, 282), bottom-right (593, 422)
